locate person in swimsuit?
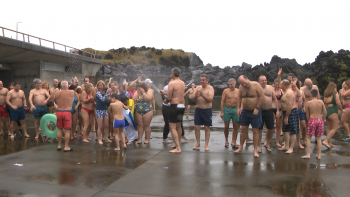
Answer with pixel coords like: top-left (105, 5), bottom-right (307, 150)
top-left (340, 80), bottom-right (350, 141)
top-left (291, 79), bottom-right (305, 149)
top-left (184, 83), bottom-right (197, 120)
top-left (69, 85), bottom-right (80, 139)
top-left (6, 82), bottom-right (30, 138)
top-left (127, 76), bottom-right (142, 99)
top-left (133, 82), bottom-right (154, 144)
top-left (95, 81), bottom-right (111, 144)
top-left (108, 81), bottom-right (119, 140)
top-left (160, 78), bottom-right (172, 143)
top-left (323, 82), bottom-right (343, 148)
top-left (55, 81), bottom-right (75, 152)
top-left (28, 78), bottom-right (50, 139)
top-left (302, 89), bottom-right (326, 160)
top-left (80, 83), bottom-right (95, 143)
top-left (0, 80), bottom-right (10, 136)
top-left (274, 79), bottom-right (283, 148)
top-left (110, 93), bottom-right (129, 150)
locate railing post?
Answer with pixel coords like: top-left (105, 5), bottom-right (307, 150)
top-left (2, 28), bottom-right (4, 37)
top-left (53, 42), bottom-right (55, 49)
top-left (39, 38), bottom-right (41, 46)
top-left (23, 34), bottom-right (25, 42)
top-left (65, 46), bottom-right (66, 52)
top-left (28, 35), bottom-right (30, 43)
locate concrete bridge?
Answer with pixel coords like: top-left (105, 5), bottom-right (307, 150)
top-left (0, 26), bottom-right (102, 98)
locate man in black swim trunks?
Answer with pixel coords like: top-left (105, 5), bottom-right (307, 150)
top-left (165, 67), bottom-right (186, 154)
top-left (258, 76), bottom-right (279, 152)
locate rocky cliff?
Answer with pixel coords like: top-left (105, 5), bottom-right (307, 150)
top-left (93, 47), bottom-right (350, 95)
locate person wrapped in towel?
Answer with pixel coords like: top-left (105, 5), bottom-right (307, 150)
top-left (120, 95), bottom-right (137, 145)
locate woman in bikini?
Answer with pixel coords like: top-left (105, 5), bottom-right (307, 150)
top-left (95, 81), bottom-right (111, 144)
top-left (274, 79), bottom-right (283, 148)
top-left (323, 82), bottom-right (343, 148)
top-left (80, 83), bottom-right (95, 143)
top-left (133, 82), bottom-right (154, 144)
top-left (340, 80), bottom-right (350, 141)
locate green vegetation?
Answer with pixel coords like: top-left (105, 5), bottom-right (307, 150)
top-left (82, 46), bottom-right (191, 66)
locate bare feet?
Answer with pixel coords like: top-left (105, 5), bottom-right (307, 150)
top-left (144, 140), bottom-right (149, 144)
top-left (137, 140), bottom-right (142, 144)
top-left (0, 132), bottom-right (3, 135)
top-left (246, 138), bottom-right (253, 143)
top-left (127, 142), bottom-right (132, 145)
top-left (301, 155), bottom-right (310, 159)
top-left (316, 154), bottom-right (321, 160)
top-left (254, 152), bottom-right (260, 158)
top-left (169, 149), bottom-right (181, 153)
top-left (257, 148), bottom-right (262, 153)
top-left (205, 146), bottom-right (210, 151)
top-left (234, 148), bottom-right (243, 153)
top-left (298, 143), bottom-right (305, 149)
top-left (192, 144), bottom-right (200, 150)
top-left (114, 148), bottom-right (120, 151)
top-left (278, 146), bottom-right (288, 151)
top-left (98, 140), bottom-right (103, 145)
top-left (170, 144), bottom-right (176, 149)
top-left (87, 137), bottom-right (92, 141)
top-left (83, 139), bottom-right (90, 143)
top-left (35, 136), bottom-right (39, 139)
top-left (285, 149), bottom-right (293, 154)
top-left (123, 143), bottom-right (127, 148)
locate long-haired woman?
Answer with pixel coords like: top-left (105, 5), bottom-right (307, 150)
top-left (80, 83), bottom-right (94, 143)
top-left (323, 82), bottom-right (343, 148)
top-left (95, 80), bottom-right (111, 144)
top-left (340, 80), bottom-right (350, 141)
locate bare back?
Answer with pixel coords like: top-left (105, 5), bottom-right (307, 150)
top-left (55, 90), bottom-right (74, 111)
top-left (168, 79), bottom-right (185, 104)
top-left (306, 100), bottom-right (325, 119)
top-left (0, 88), bottom-right (9, 106)
top-left (110, 101), bottom-right (124, 120)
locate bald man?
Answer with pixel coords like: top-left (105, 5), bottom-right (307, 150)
top-left (55, 81), bottom-right (75, 152)
top-left (234, 75), bottom-right (264, 158)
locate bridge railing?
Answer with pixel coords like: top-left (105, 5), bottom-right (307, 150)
top-left (0, 26), bottom-right (96, 59)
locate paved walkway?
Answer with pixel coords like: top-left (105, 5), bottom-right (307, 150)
top-left (0, 112), bottom-right (349, 196)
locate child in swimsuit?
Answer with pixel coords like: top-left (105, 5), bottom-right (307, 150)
top-left (302, 89), bottom-right (327, 160)
top-left (109, 93), bottom-right (129, 151)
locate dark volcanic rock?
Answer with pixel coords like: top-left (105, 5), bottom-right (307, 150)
top-left (95, 50), bottom-right (350, 95)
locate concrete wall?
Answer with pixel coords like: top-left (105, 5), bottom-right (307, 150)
top-left (11, 62), bottom-right (40, 100)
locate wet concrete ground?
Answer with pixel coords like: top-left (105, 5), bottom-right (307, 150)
top-left (0, 111), bottom-right (349, 196)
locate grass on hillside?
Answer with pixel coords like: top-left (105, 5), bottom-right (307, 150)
top-left (82, 47), bottom-right (191, 65)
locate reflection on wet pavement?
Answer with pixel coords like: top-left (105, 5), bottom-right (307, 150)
top-left (0, 113), bottom-right (349, 196)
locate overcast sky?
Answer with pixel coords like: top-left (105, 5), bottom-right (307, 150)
top-left (1, 0), bottom-right (349, 67)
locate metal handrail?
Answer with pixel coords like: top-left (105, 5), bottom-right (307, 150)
top-left (0, 26), bottom-right (96, 59)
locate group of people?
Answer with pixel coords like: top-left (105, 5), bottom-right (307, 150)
top-left (0, 67), bottom-right (349, 158)
top-left (219, 68), bottom-right (350, 159)
top-left (0, 75), bottom-right (159, 151)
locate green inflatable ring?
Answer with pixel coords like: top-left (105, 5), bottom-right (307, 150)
top-left (40, 114), bottom-right (58, 138)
